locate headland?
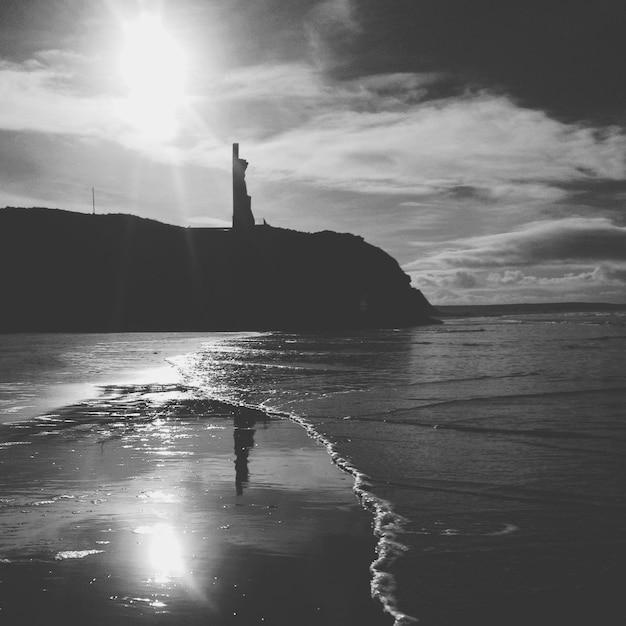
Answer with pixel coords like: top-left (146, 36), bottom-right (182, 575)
top-left (0, 206), bottom-right (439, 332)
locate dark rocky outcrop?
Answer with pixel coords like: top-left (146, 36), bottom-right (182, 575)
top-left (0, 207), bottom-right (440, 332)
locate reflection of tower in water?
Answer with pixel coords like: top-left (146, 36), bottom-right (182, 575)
top-left (233, 409), bottom-right (258, 495)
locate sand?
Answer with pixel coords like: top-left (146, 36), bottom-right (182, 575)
top-left (0, 385), bottom-right (391, 625)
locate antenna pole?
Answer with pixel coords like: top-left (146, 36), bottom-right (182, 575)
top-left (92, 187), bottom-right (95, 215)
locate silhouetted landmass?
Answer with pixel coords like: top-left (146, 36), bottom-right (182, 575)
top-left (437, 302), bottom-right (626, 318)
top-left (0, 207), bottom-right (440, 332)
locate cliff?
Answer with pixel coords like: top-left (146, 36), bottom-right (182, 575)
top-left (0, 207), bottom-right (440, 332)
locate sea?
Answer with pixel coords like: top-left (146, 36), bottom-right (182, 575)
top-left (1, 310), bottom-right (625, 625)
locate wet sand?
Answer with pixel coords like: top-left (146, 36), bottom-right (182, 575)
top-left (0, 385), bottom-right (391, 625)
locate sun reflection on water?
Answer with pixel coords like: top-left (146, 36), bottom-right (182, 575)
top-left (134, 523), bottom-right (185, 584)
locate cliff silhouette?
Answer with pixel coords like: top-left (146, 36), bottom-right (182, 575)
top-left (0, 207), bottom-right (440, 332)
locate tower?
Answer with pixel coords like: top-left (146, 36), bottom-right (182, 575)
top-left (232, 143), bottom-right (255, 230)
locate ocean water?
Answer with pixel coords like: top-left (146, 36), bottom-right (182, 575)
top-left (1, 312), bottom-right (625, 625)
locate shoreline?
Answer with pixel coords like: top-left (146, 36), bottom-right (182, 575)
top-left (0, 382), bottom-right (392, 625)
top-left (0, 332), bottom-right (250, 424)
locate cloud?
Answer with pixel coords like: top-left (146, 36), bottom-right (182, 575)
top-left (207, 63), bottom-right (324, 104)
top-left (0, 60), bottom-right (116, 135)
top-left (308, 0), bottom-right (360, 34)
top-left (0, 59), bottom-right (190, 161)
top-left (417, 269), bottom-right (479, 289)
top-left (487, 270), bottom-right (525, 285)
top-left (414, 263), bottom-right (626, 305)
top-left (486, 269), bottom-right (602, 287)
top-left (305, 0), bottom-right (361, 66)
top-left (414, 217), bottom-right (626, 269)
top-left (595, 265), bottom-right (626, 284)
top-left (417, 268), bottom-right (604, 290)
top-left (408, 218), bottom-right (626, 304)
top-left (3, 48), bottom-right (625, 203)
top-left (235, 89), bottom-right (626, 198)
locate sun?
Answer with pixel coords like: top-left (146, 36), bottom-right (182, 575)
top-left (120, 13), bottom-right (187, 140)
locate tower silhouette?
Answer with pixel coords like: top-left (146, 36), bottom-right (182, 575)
top-left (232, 143), bottom-right (255, 230)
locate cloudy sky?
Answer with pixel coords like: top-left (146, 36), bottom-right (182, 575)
top-left (2, 0), bottom-right (626, 304)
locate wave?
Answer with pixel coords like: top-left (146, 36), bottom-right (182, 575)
top-left (284, 411), bottom-right (419, 626)
top-left (376, 477), bottom-right (626, 511)
top-left (517, 438), bottom-right (626, 458)
top-left (434, 328), bottom-right (486, 333)
top-left (585, 334), bottom-right (626, 342)
top-left (54, 550), bottom-right (104, 560)
top-left (380, 385), bottom-right (626, 416)
top-left (406, 370), bottom-right (542, 388)
top-left (404, 522), bottom-right (520, 538)
top-left (344, 413), bottom-right (620, 442)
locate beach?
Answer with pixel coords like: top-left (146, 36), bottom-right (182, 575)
top-left (2, 314), bottom-right (625, 625)
top-left (0, 378), bottom-right (390, 625)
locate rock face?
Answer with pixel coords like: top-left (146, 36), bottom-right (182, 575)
top-left (0, 207), bottom-right (440, 332)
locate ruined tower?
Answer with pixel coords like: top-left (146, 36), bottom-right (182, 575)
top-left (232, 143), bottom-right (255, 230)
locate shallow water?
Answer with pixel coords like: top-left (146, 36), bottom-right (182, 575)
top-left (174, 312), bottom-right (626, 625)
top-left (0, 383), bottom-right (384, 625)
top-left (1, 312), bottom-right (625, 625)
top-left (0, 332), bottom-right (239, 423)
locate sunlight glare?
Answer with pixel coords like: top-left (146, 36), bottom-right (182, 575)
top-left (150, 524), bottom-right (185, 583)
top-left (136, 523), bottom-right (186, 584)
top-left (120, 13), bottom-right (187, 140)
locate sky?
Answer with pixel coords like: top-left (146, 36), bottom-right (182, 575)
top-left (1, 0), bottom-right (626, 305)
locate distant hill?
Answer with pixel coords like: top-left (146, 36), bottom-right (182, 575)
top-left (437, 302), bottom-right (626, 318)
top-left (0, 207), bottom-right (440, 332)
